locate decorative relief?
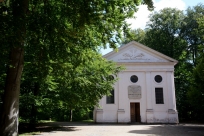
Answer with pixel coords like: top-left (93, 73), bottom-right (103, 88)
top-left (119, 49), bottom-right (151, 61)
top-left (117, 109), bottom-right (125, 113)
top-left (128, 85), bottom-right (141, 99)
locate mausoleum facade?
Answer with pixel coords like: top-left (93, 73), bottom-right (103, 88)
top-left (93, 41), bottom-right (179, 123)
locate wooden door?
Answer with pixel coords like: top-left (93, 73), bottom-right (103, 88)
top-left (135, 103), bottom-right (140, 122)
top-left (130, 103), bottom-right (135, 122)
top-left (130, 103), bottom-right (140, 122)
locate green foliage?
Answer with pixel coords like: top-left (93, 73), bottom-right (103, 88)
top-left (144, 8), bottom-right (186, 59)
top-left (72, 108), bottom-right (93, 121)
top-left (0, 0), bottom-right (154, 127)
top-left (174, 60), bottom-right (193, 121)
top-left (19, 47), bottom-right (123, 122)
top-left (197, 16), bottom-right (204, 40)
top-left (181, 4), bottom-right (204, 66)
top-left (186, 12), bottom-right (204, 121)
top-left (187, 55), bottom-right (204, 121)
top-left (122, 28), bottom-right (146, 45)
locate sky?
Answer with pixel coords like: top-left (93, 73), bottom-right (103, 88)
top-left (100, 0), bottom-right (203, 55)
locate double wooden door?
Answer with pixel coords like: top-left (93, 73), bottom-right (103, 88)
top-left (130, 103), bottom-right (140, 122)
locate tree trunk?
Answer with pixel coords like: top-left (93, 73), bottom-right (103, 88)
top-left (0, 48), bottom-right (24, 136)
top-left (70, 110), bottom-right (73, 122)
top-left (0, 0), bottom-right (28, 135)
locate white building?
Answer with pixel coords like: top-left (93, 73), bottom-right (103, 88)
top-left (93, 41), bottom-right (179, 123)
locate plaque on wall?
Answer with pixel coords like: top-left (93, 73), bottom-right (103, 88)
top-left (128, 85), bottom-right (141, 99)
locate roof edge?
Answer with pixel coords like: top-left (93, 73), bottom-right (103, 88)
top-left (103, 41), bottom-right (178, 64)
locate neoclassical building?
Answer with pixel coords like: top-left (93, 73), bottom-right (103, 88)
top-left (93, 41), bottom-right (179, 123)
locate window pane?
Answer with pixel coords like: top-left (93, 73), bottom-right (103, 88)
top-left (155, 75), bottom-right (162, 83)
top-left (130, 75), bottom-right (138, 83)
top-left (106, 89), bottom-right (114, 104)
top-left (155, 88), bottom-right (164, 104)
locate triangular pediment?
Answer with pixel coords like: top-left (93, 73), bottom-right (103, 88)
top-left (103, 41), bottom-right (178, 64)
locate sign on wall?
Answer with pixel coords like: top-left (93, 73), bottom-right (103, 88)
top-left (128, 85), bottom-right (141, 99)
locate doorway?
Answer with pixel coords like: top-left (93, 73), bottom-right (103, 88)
top-left (130, 102), bottom-right (140, 122)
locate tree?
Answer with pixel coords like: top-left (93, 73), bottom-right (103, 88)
top-left (187, 54), bottom-right (204, 121)
top-left (51, 49), bottom-right (123, 120)
top-left (144, 8), bottom-right (186, 59)
top-left (178, 4), bottom-right (204, 121)
top-left (181, 4), bottom-right (204, 66)
top-left (0, 0), bottom-right (154, 135)
top-left (187, 15), bottom-right (204, 121)
top-left (19, 47), bottom-right (123, 124)
top-left (121, 28), bottom-right (146, 44)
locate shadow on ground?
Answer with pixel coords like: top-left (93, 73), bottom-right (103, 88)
top-left (19, 122), bottom-right (78, 134)
top-left (19, 122), bottom-right (204, 136)
top-left (128, 124), bottom-right (204, 136)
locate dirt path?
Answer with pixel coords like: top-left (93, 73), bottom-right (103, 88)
top-left (21, 122), bottom-right (204, 136)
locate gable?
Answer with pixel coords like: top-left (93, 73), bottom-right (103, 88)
top-left (103, 41), bottom-right (178, 64)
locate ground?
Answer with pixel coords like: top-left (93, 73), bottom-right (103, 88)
top-left (19, 122), bottom-right (204, 136)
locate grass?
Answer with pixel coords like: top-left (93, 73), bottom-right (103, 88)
top-left (82, 119), bottom-right (94, 123)
top-left (19, 132), bottom-right (41, 136)
top-left (38, 120), bottom-right (56, 123)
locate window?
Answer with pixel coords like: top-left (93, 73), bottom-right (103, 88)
top-left (155, 88), bottom-right (164, 104)
top-left (106, 89), bottom-right (114, 104)
top-left (155, 75), bottom-right (162, 83)
top-left (130, 75), bottom-right (138, 83)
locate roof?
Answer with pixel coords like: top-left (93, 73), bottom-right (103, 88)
top-left (103, 41), bottom-right (178, 65)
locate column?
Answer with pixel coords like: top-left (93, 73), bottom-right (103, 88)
top-left (166, 71), bottom-right (179, 123)
top-left (117, 72), bottom-right (126, 122)
top-left (146, 72), bottom-right (154, 123)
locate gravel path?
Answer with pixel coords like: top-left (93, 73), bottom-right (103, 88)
top-left (31, 122), bottom-right (204, 136)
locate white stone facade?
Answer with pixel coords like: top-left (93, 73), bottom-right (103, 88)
top-left (93, 41), bottom-right (179, 123)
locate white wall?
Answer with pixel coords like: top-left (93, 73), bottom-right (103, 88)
top-left (95, 63), bottom-right (178, 123)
